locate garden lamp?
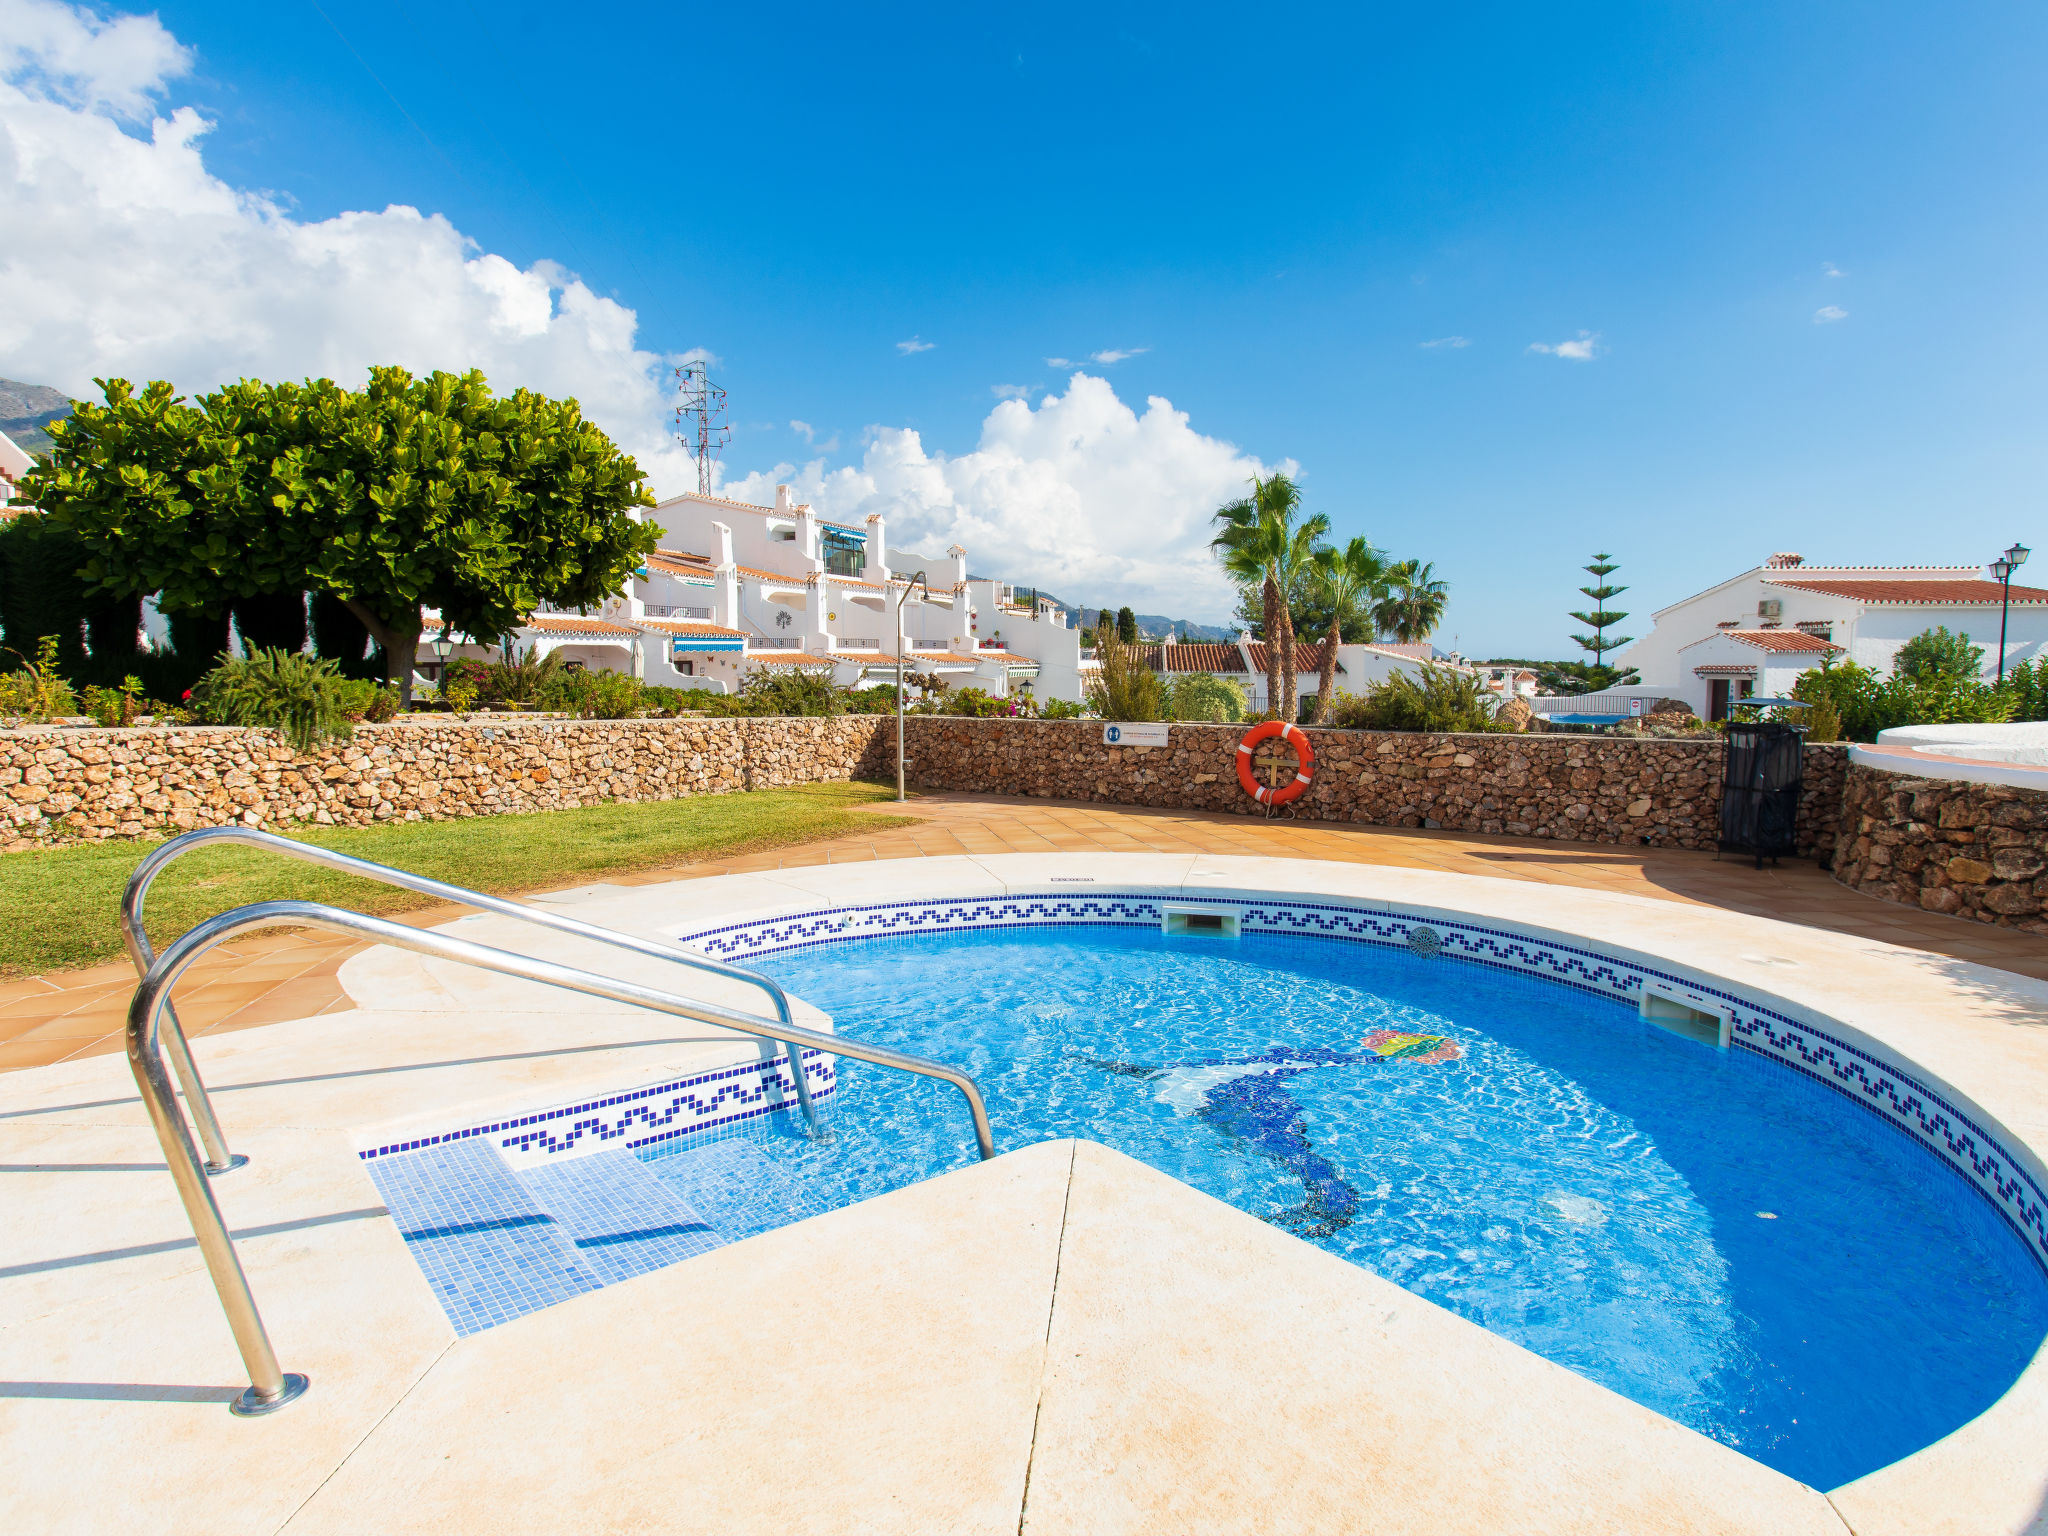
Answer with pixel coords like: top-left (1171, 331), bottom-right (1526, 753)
top-left (1992, 544), bottom-right (2029, 685)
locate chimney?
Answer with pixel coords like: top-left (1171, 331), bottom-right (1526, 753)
top-left (1765, 552), bottom-right (1804, 569)
top-left (799, 503), bottom-right (821, 570)
top-left (775, 484), bottom-right (792, 515)
top-left (712, 520), bottom-right (739, 630)
top-left (863, 512), bottom-right (889, 582)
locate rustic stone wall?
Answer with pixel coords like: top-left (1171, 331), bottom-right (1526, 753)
top-left (1, 712), bottom-right (1851, 859)
top-left (0, 716), bottom-right (888, 848)
top-left (1830, 763), bottom-right (2048, 931)
top-left (900, 718), bottom-right (1848, 856)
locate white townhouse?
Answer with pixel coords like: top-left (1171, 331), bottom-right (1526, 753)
top-left (439, 487), bottom-right (1068, 700)
top-left (431, 483), bottom-right (1483, 710)
top-left (1614, 554), bottom-right (2048, 720)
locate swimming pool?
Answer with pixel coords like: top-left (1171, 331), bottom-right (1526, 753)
top-left (694, 924), bottom-right (2048, 1492)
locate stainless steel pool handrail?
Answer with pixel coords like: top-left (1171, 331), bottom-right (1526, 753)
top-left (120, 824), bottom-right (820, 1171)
top-left (127, 899), bottom-right (997, 1416)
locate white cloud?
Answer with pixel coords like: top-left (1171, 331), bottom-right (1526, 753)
top-left (1528, 330), bottom-right (1600, 361)
top-left (1420, 335), bottom-right (1470, 350)
top-left (1088, 347), bottom-right (1147, 364)
top-left (990, 383), bottom-right (1038, 400)
top-left (789, 419), bottom-right (837, 452)
top-left (0, 0), bottom-right (190, 120)
top-left (723, 374), bottom-right (1286, 621)
top-left (1822, 262), bottom-right (1844, 278)
top-left (0, 2), bottom-right (701, 492)
top-left (895, 335), bottom-right (934, 354)
top-left (1813, 305), bottom-right (1848, 324)
top-left (1044, 356), bottom-right (1073, 368)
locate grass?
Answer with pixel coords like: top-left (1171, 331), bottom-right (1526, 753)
top-left (6, 781), bottom-right (915, 977)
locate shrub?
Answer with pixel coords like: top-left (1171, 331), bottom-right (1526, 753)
top-left (1086, 621), bottom-right (1165, 722)
top-left (0, 636), bottom-right (80, 720)
top-left (1037, 695), bottom-right (1085, 720)
top-left (843, 684), bottom-right (900, 714)
top-left (1895, 626), bottom-right (1983, 685)
top-left (1167, 672), bottom-right (1246, 724)
top-left (81, 675), bottom-right (145, 727)
top-left (1327, 665), bottom-right (1505, 733)
top-left (491, 646), bottom-right (567, 708)
top-left (737, 665), bottom-right (844, 717)
top-left (188, 648), bottom-right (357, 752)
top-left (1791, 650), bottom-right (2013, 742)
top-left (944, 686), bottom-right (1004, 718)
top-left (2003, 657), bottom-right (2048, 723)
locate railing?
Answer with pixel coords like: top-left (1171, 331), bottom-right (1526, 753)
top-left (120, 826), bottom-right (827, 1173)
top-left (127, 899), bottom-right (997, 1417)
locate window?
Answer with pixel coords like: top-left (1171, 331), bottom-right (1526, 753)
top-left (1796, 621), bottom-right (1833, 641)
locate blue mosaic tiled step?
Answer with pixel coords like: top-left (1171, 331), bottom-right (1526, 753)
top-left (366, 1139), bottom-right (604, 1335)
top-left (642, 1137), bottom-right (833, 1244)
top-left (516, 1151), bottom-right (726, 1286)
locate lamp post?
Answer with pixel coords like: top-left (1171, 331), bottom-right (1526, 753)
top-left (431, 627), bottom-right (452, 674)
top-left (1992, 542), bottom-right (2030, 685)
top-left (893, 571), bottom-right (930, 803)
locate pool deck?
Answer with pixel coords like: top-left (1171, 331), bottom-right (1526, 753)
top-left (8, 789), bottom-right (2047, 1075)
top-left (4, 842), bottom-right (2048, 1533)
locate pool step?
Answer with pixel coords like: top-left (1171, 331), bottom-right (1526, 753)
top-left (368, 1136), bottom-right (823, 1334)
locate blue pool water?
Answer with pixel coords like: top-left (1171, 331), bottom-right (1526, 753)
top-left (717, 926), bottom-right (2048, 1491)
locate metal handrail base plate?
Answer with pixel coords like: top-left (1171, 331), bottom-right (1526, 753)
top-left (230, 1373), bottom-right (310, 1417)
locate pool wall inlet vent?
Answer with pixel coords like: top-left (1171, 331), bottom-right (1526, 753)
top-left (1639, 983), bottom-right (1732, 1049)
top-left (1162, 906), bottom-right (1241, 939)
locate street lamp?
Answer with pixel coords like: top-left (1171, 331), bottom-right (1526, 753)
top-left (431, 627), bottom-right (452, 687)
top-left (1992, 542), bottom-right (2029, 685)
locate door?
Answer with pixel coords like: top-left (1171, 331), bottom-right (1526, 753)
top-left (1708, 678), bottom-right (1730, 721)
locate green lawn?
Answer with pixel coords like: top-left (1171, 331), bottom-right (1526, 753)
top-left (8, 781), bottom-right (913, 977)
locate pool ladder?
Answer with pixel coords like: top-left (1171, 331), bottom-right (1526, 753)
top-left (119, 826), bottom-right (996, 1418)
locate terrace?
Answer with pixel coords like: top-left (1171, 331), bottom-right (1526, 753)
top-left (4, 791), bottom-right (2047, 1535)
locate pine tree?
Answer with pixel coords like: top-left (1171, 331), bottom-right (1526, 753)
top-left (1117, 606), bottom-right (1139, 644)
top-left (1569, 554), bottom-right (1633, 664)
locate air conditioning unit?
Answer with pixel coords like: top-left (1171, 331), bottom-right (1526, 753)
top-left (1757, 599), bottom-right (1783, 621)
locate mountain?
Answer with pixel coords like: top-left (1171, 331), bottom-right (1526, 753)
top-left (0, 379), bottom-right (74, 457)
top-left (980, 582), bottom-right (1234, 642)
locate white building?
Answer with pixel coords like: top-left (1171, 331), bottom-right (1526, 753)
top-left (439, 487), bottom-right (1064, 700)
top-left (1614, 554), bottom-right (2048, 720)
top-left (1138, 639), bottom-right (1473, 716)
top-left (0, 429), bottom-right (34, 509)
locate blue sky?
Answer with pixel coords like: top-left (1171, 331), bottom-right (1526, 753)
top-left (6, 1), bottom-right (2046, 653)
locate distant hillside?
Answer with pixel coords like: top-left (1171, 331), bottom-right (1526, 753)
top-left (0, 379), bottom-right (73, 458)
top-left (990, 584), bottom-right (1234, 642)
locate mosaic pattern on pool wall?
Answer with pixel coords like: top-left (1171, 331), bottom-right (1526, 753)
top-left (356, 1048), bottom-right (834, 1167)
top-left (676, 892), bottom-right (2048, 1273)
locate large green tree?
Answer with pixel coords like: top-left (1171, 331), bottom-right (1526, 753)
top-left (22, 368), bottom-right (658, 701)
top-left (1569, 553), bottom-right (1632, 664)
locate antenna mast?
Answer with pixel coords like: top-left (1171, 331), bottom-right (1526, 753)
top-left (672, 359), bottom-right (729, 496)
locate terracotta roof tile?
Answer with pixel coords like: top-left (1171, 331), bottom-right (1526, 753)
top-left (523, 614), bottom-right (638, 638)
top-left (740, 651), bottom-right (835, 666)
top-left (635, 619), bottom-right (746, 638)
top-left (1698, 628), bottom-right (1844, 653)
top-left (1243, 642), bottom-right (1343, 673)
top-left (1767, 577), bottom-right (2048, 605)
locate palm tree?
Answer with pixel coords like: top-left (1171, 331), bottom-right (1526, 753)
top-left (1373, 560), bottom-right (1449, 645)
top-left (1307, 537), bottom-right (1391, 722)
top-left (1212, 473), bottom-right (1328, 718)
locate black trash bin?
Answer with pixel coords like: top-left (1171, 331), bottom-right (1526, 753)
top-left (1718, 721), bottom-right (1805, 866)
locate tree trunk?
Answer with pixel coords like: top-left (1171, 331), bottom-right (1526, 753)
top-left (1278, 602), bottom-right (1298, 722)
top-left (343, 598), bottom-right (423, 706)
top-left (1261, 576), bottom-right (1283, 718)
top-left (1314, 618), bottom-right (1341, 724)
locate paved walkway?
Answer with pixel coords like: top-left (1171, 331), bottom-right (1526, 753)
top-left (7, 790), bottom-right (2045, 1073)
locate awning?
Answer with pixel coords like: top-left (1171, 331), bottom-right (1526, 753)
top-left (673, 637), bottom-right (746, 655)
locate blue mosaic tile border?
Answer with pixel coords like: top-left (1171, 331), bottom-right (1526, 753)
top-left (356, 1048), bottom-right (834, 1166)
top-left (678, 891), bottom-right (2048, 1272)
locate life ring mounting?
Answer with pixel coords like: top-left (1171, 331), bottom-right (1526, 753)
top-left (1236, 719), bottom-right (1315, 806)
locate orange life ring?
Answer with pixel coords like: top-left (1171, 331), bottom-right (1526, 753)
top-left (1236, 719), bottom-right (1315, 805)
